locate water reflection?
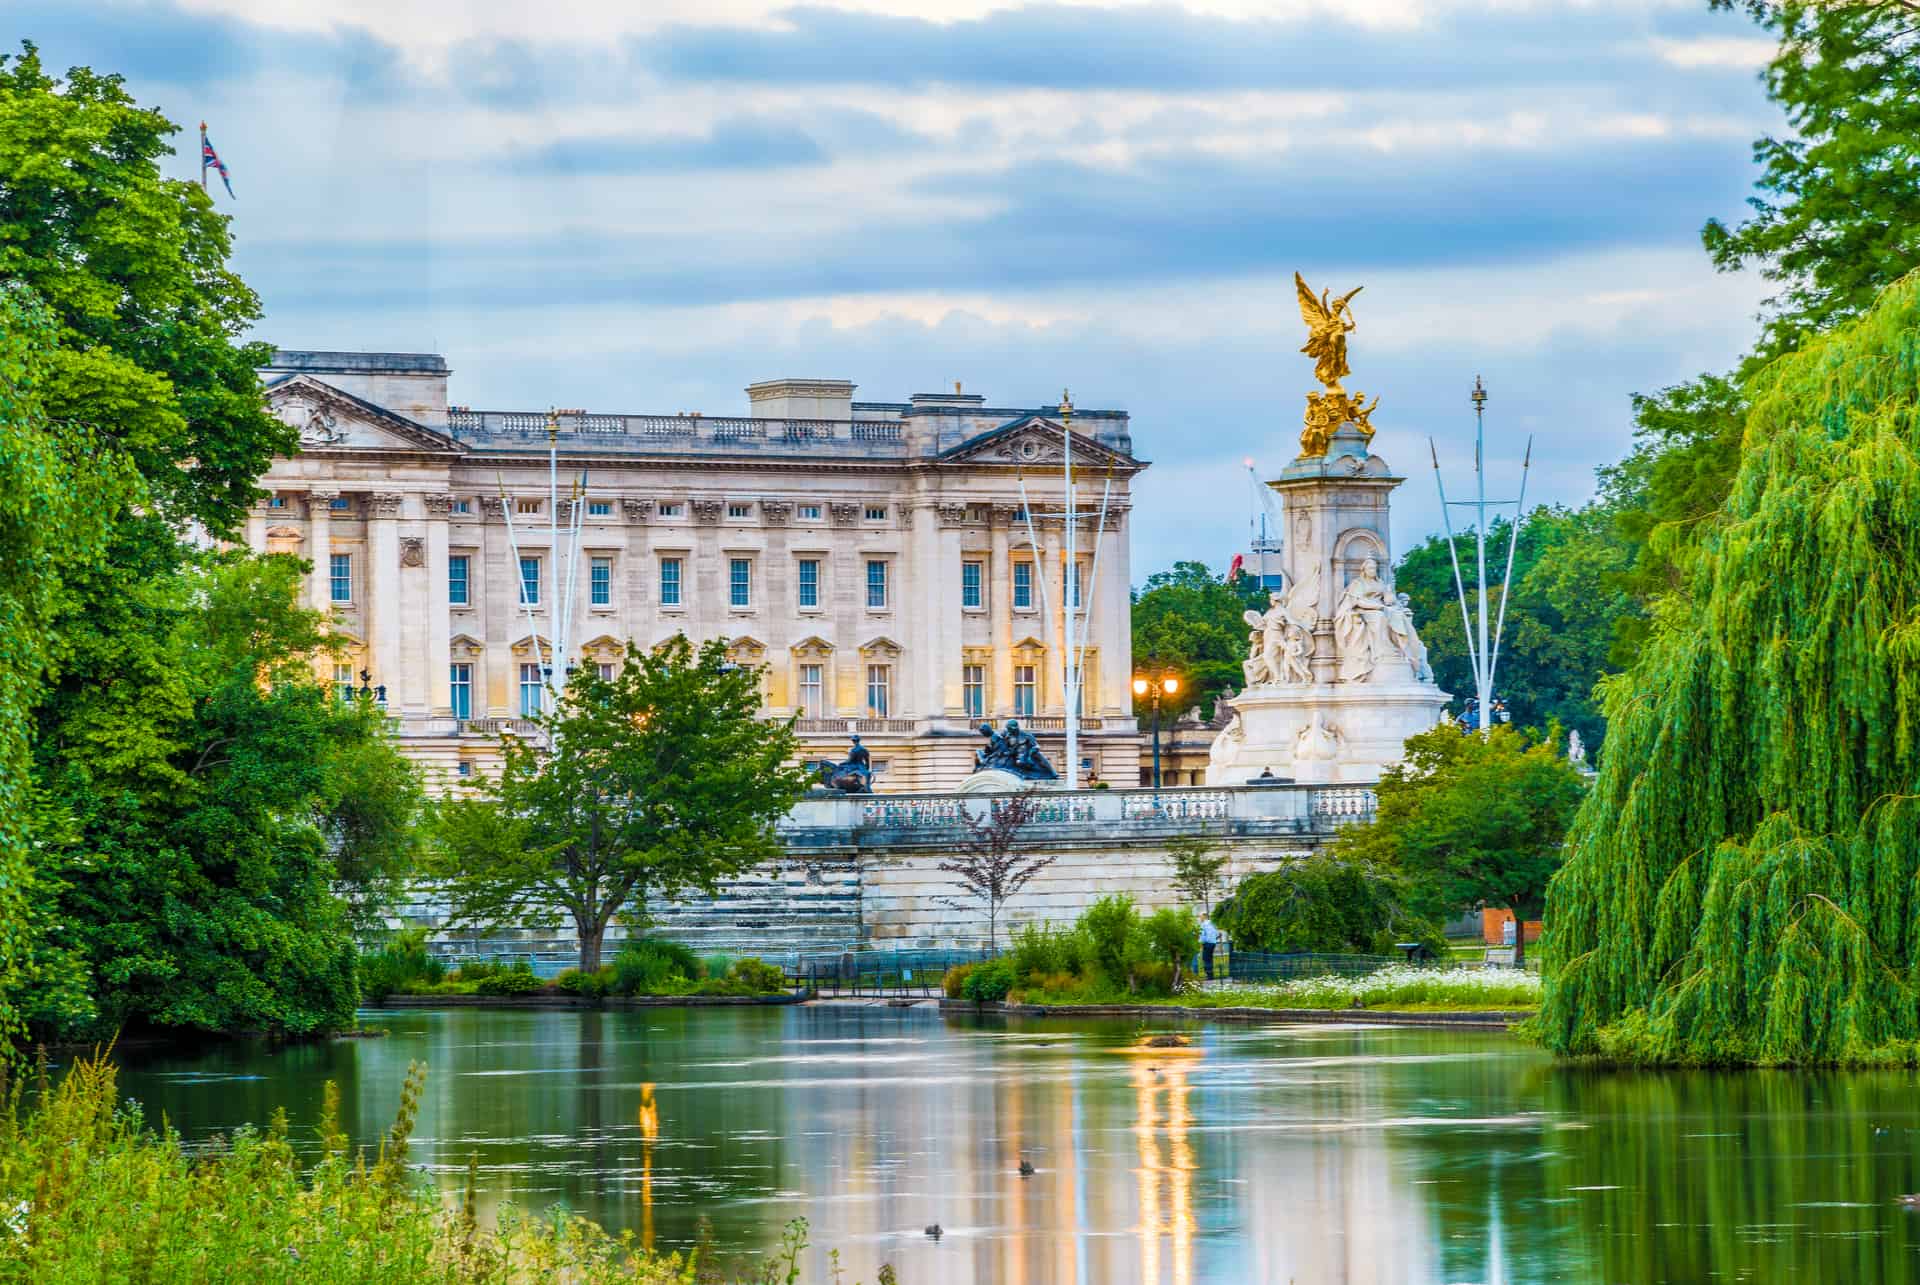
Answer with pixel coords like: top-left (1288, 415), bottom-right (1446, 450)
top-left (112, 1007), bottom-right (1920, 1284)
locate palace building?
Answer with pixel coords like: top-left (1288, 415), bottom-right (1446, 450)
top-left (250, 351), bottom-right (1146, 791)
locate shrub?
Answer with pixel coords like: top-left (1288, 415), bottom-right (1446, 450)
top-left (960, 957), bottom-right (1015, 1002)
top-left (611, 938), bottom-right (704, 996)
top-left (1129, 961), bottom-right (1176, 997)
top-left (943, 962), bottom-right (976, 999)
top-left (450, 958), bottom-right (501, 983)
top-left (356, 927), bottom-right (445, 1000)
top-left (1009, 921), bottom-right (1087, 983)
top-left (1141, 907), bottom-right (1201, 988)
top-left (475, 961), bottom-right (542, 995)
top-left (724, 957), bottom-right (787, 994)
top-left (1219, 856), bottom-right (1447, 958)
top-left (1081, 895), bottom-right (1141, 982)
top-left (557, 966), bottom-right (617, 998)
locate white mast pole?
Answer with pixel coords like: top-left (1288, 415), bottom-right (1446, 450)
top-left (1472, 378), bottom-right (1491, 735)
top-left (1061, 390), bottom-right (1078, 790)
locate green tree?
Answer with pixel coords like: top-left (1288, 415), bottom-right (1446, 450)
top-left (29, 556), bottom-right (419, 1038)
top-left (1166, 834), bottom-right (1229, 911)
top-left (1216, 855), bottom-right (1444, 959)
top-left (433, 638), bottom-right (812, 971)
top-left (1130, 560), bottom-right (1264, 716)
top-left (1335, 723), bottom-right (1584, 967)
top-left (1539, 271), bottom-right (1920, 1066)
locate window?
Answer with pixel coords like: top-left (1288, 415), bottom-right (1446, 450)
top-left (333, 663), bottom-right (354, 702)
top-left (329, 496), bottom-right (350, 511)
top-left (515, 499), bottom-right (541, 515)
top-left (519, 663), bottom-right (543, 717)
top-left (1068, 562), bottom-right (1084, 609)
top-left (456, 761), bottom-right (473, 778)
top-left (799, 663), bottom-right (824, 718)
top-left (659, 557), bottom-right (683, 606)
top-left (1014, 664), bottom-right (1037, 717)
top-left (865, 505), bottom-right (888, 521)
top-left (597, 662), bottom-right (616, 683)
top-left (267, 495), bottom-right (286, 509)
top-left (798, 504), bottom-right (822, 522)
top-left (729, 558), bottom-right (752, 608)
top-left (797, 558), bottom-right (820, 609)
top-left (449, 663), bottom-right (472, 720)
top-left (329, 553), bottom-right (352, 603)
top-left (658, 502), bottom-right (684, 517)
top-left (961, 560), bottom-right (983, 609)
top-left (590, 557), bottom-right (612, 606)
top-left (866, 559), bottom-right (887, 609)
top-left (448, 555), bottom-right (470, 606)
top-left (727, 503), bottom-right (752, 519)
top-left (963, 665), bottom-right (985, 719)
top-left (452, 499), bottom-right (471, 514)
top-left (519, 556), bottom-right (539, 605)
top-left (866, 664), bottom-right (890, 717)
top-left (588, 500), bottom-right (612, 516)
top-left (1013, 561), bottom-right (1033, 609)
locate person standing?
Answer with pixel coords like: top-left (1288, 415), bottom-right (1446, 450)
top-left (1199, 915), bottom-right (1222, 981)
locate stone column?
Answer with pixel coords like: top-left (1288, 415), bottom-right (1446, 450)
top-left (622, 498), bottom-right (653, 653)
top-left (307, 490), bottom-right (338, 613)
top-left (761, 501), bottom-right (793, 710)
top-left (480, 496), bottom-right (512, 715)
top-left (425, 494), bottom-right (454, 715)
top-left (909, 501), bottom-right (941, 721)
top-left (1098, 504), bottom-right (1132, 714)
top-left (245, 502), bottom-right (269, 554)
top-left (989, 508), bottom-right (1014, 717)
top-left (933, 504), bottom-right (966, 716)
top-left (367, 493), bottom-right (405, 707)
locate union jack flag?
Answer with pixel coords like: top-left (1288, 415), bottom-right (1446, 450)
top-left (200, 122), bottom-right (233, 198)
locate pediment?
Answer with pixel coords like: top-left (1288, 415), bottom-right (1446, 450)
top-left (859, 635), bottom-right (903, 656)
top-left (790, 634), bottom-right (834, 656)
top-left (266, 375), bottom-right (464, 455)
top-left (938, 417), bottom-right (1136, 470)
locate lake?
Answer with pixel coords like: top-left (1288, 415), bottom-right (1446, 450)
top-left (116, 1004), bottom-right (1920, 1283)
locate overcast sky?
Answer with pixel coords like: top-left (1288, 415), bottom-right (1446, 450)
top-left (24, 1), bottom-right (1779, 576)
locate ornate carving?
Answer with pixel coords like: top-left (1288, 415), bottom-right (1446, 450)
top-left (621, 497), bottom-right (653, 523)
top-left (556, 499), bottom-right (574, 523)
top-left (284, 393), bottom-right (343, 446)
top-left (424, 494), bottom-right (455, 517)
top-left (1293, 272), bottom-right (1380, 458)
top-left (1242, 587), bottom-right (1315, 687)
top-left (990, 503), bottom-right (1023, 527)
top-left (691, 498), bottom-right (724, 524)
top-left (936, 502), bottom-right (970, 528)
top-left (1294, 711), bottom-right (1343, 761)
top-left (399, 536), bottom-right (426, 568)
top-left (994, 434), bottom-right (1059, 465)
top-left (828, 502), bottom-right (862, 527)
top-left (761, 500), bottom-right (793, 526)
top-left (1334, 556), bottom-right (1428, 683)
top-left (368, 492), bottom-right (405, 518)
top-left (479, 495), bottom-right (507, 519)
top-left (308, 489), bottom-right (341, 515)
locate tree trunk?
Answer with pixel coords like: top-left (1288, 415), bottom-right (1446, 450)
top-left (1509, 903), bottom-right (1529, 970)
top-left (579, 923), bottom-right (604, 973)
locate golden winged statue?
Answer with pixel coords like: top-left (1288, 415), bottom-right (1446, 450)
top-left (1292, 272), bottom-right (1378, 457)
top-left (1295, 272), bottom-right (1362, 391)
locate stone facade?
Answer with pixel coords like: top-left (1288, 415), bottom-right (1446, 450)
top-left (250, 352), bottom-right (1146, 790)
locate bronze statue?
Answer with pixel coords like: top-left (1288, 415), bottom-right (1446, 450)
top-left (814, 734), bottom-right (873, 794)
top-left (971, 718), bottom-right (1057, 780)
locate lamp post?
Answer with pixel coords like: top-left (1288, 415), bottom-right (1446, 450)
top-left (1132, 669), bottom-right (1181, 789)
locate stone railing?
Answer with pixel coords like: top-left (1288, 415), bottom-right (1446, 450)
top-left (785, 782), bottom-right (1376, 842)
top-left (794, 717), bottom-right (921, 735)
top-left (446, 409), bottom-right (912, 455)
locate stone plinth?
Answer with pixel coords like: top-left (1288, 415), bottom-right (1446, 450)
top-left (956, 768), bottom-right (1028, 794)
top-left (1206, 681), bottom-right (1449, 785)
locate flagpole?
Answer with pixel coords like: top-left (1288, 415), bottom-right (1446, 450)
top-left (199, 122), bottom-right (207, 191)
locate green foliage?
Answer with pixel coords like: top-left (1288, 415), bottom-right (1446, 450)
top-left (942, 961), bottom-right (977, 1000)
top-left (1130, 560), bottom-right (1265, 715)
top-left (430, 636), bottom-right (812, 972)
top-left (1079, 894), bottom-right (1141, 984)
top-left (1218, 855), bottom-right (1446, 958)
top-left (1166, 835), bottom-right (1230, 911)
top-left (0, 1053), bottom-right (714, 1282)
top-left (1539, 271), bottom-right (1920, 1066)
top-left (1395, 506), bottom-right (1637, 751)
top-left (357, 928), bottom-right (446, 1001)
top-left (1141, 907), bottom-right (1200, 981)
top-left (554, 967), bottom-right (617, 998)
top-left (1008, 921), bottom-right (1090, 980)
top-left (719, 957), bottom-right (787, 995)
top-left (959, 957), bottom-right (1015, 1002)
top-left (1335, 723), bottom-right (1583, 966)
top-left (610, 938), bottom-right (705, 996)
top-left (473, 962), bottom-right (542, 996)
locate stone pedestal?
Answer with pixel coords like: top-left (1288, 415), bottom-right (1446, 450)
top-left (1206, 419), bottom-right (1450, 785)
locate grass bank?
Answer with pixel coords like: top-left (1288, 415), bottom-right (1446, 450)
top-left (1010, 965), bottom-right (1541, 1015)
top-left (0, 1051), bottom-right (878, 1284)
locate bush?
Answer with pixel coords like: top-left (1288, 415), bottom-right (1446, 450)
top-left (611, 938), bottom-right (704, 996)
top-left (1081, 894), bottom-right (1141, 982)
top-left (1129, 961), bottom-right (1176, 997)
top-left (450, 958), bottom-right (501, 983)
top-left (475, 961), bottom-right (542, 995)
top-left (1142, 907), bottom-right (1200, 987)
top-left (943, 962), bottom-right (976, 999)
top-left (1220, 856), bottom-right (1447, 958)
top-left (356, 927), bottom-right (445, 1000)
top-left (723, 957), bottom-right (787, 994)
top-left (557, 966), bottom-right (617, 998)
top-left (960, 957), bottom-right (1015, 1002)
top-left (1009, 922), bottom-right (1088, 983)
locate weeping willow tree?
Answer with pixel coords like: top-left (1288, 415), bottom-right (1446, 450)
top-left (1538, 270), bottom-right (1920, 1066)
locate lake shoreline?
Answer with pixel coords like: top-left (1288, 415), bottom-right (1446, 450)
top-left (943, 998), bottom-right (1531, 1029)
top-left (372, 992), bottom-right (802, 1010)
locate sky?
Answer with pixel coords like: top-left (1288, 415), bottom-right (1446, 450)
top-left (21, 1), bottom-right (1782, 575)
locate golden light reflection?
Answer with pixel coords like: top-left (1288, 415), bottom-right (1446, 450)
top-left (1132, 1059), bottom-right (1197, 1285)
top-left (637, 1082), bottom-right (659, 1253)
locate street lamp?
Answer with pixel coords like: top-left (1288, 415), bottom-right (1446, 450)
top-left (1132, 670), bottom-right (1181, 789)
top-left (355, 668), bottom-right (387, 706)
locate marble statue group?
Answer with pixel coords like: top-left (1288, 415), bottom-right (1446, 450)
top-left (1240, 556), bottom-right (1432, 690)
